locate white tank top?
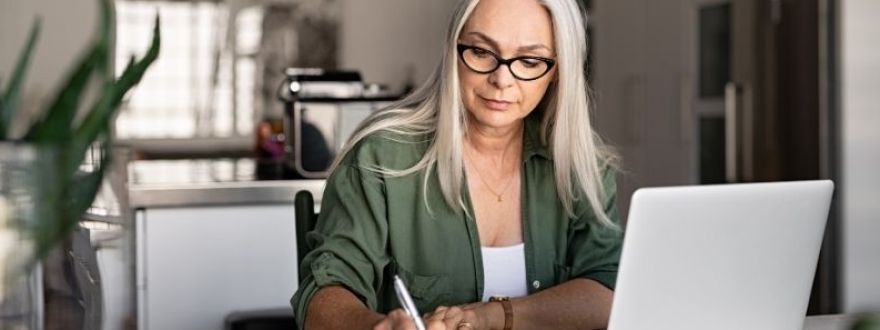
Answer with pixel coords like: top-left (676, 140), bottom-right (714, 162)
top-left (480, 243), bottom-right (528, 301)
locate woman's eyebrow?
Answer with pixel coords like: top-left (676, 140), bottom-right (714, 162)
top-left (464, 31), bottom-right (552, 54)
top-left (463, 31), bottom-right (500, 49)
top-left (518, 44), bottom-right (553, 53)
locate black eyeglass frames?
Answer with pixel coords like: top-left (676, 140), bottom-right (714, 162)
top-left (456, 44), bottom-right (556, 81)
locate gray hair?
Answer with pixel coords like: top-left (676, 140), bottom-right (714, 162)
top-left (331, 0), bottom-right (618, 227)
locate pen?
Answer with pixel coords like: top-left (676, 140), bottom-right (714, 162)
top-left (393, 274), bottom-right (427, 330)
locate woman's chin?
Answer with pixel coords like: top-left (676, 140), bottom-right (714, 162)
top-left (469, 109), bottom-right (525, 130)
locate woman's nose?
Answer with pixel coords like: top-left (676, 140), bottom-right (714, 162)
top-left (488, 64), bottom-right (516, 89)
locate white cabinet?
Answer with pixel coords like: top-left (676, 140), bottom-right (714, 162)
top-left (136, 204), bottom-right (298, 330)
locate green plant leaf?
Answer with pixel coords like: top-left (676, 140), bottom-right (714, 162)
top-left (69, 145), bottom-right (111, 218)
top-left (62, 56), bottom-right (132, 175)
top-left (33, 142), bottom-right (110, 260)
top-left (98, 0), bottom-right (114, 81)
top-left (25, 44), bottom-right (106, 142)
top-left (26, 144), bottom-right (66, 263)
top-left (71, 14), bottom-right (160, 171)
top-left (17, 0), bottom-right (152, 268)
top-left (24, 0), bottom-right (114, 142)
top-left (0, 78), bottom-right (5, 117)
top-left (1, 19), bottom-right (41, 139)
top-left (64, 146), bottom-right (110, 238)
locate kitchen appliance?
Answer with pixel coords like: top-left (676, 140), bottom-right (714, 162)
top-left (277, 68), bottom-right (398, 179)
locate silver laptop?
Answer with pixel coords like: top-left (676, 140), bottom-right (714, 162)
top-left (608, 180), bottom-right (834, 330)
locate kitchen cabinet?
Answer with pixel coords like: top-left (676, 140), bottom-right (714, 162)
top-left (129, 159), bottom-right (323, 330)
top-left (592, 0), bottom-right (848, 314)
top-left (592, 0), bottom-right (695, 221)
top-left (135, 204), bottom-right (300, 330)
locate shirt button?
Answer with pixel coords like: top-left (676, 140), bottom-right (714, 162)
top-left (532, 280), bottom-right (541, 289)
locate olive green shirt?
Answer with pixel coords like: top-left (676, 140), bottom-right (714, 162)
top-left (291, 117), bottom-right (622, 329)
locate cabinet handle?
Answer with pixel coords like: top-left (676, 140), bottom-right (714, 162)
top-left (725, 82), bottom-right (753, 183)
top-left (725, 82), bottom-right (740, 183)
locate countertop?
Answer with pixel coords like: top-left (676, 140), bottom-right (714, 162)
top-left (128, 158), bottom-right (325, 208)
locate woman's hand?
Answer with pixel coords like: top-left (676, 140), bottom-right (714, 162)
top-left (424, 306), bottom-right (469, 329)
top-left (422, 305), bottom-right (489, 330)
top-left (373, 305), bottom-right (482, 330)
top-left (372, 309), bottom-right (422, 330)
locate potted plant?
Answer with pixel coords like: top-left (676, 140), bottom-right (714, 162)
top-left (0, 0), bottom-right (160, 328)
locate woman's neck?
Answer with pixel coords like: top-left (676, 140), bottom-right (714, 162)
top-left (465, 120), bottom-right (524, 164)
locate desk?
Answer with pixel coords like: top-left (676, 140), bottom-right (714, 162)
top-left (804, 314), bottom-right (865, 330)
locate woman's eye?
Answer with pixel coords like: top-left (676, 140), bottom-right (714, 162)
top-left (472, 48), bottom-right (492, 58)
top-left (520, 59), bottom-right (541, 68)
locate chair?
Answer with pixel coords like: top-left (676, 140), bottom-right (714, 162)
top-left (224, 308), bottom-right (296, 330)
top-left (224, 190), bottom-right (317, 330)
top-left (294, 190), bottom-right (318, 282)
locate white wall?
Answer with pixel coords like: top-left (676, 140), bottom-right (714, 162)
top-left (841, 0), bottom-right (880, 314)
top-left (0, 0), bottom-right (98, 112)
top-left (339, 0), bottom-right (457, 93)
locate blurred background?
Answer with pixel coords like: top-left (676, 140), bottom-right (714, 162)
top-left (0, 0), bottom-right (877, 329)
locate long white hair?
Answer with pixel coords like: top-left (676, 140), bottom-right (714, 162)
top-left (331, 0), bottom-right (618, 227)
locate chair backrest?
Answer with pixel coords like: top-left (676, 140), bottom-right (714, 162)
top-left (294, 190), bottom-right (318, 283)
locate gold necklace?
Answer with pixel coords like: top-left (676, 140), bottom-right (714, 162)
top-left (465, 151), bottom-right (517, 202)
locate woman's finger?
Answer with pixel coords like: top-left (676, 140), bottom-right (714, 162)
top-left (424, 306), bottom-right (449, 329)
top-left (373, 316), bottom-right (391, 330)
top-left (441, 306), bottom-right (465, 330)
top-left (459, 309), bottom-right (481, 330)
top-left (425, 316), bottom-right (447, 330)
top-left (459, 302), bottom-right (484, 310)
top-left (375, 309), bottom-right (418, 330)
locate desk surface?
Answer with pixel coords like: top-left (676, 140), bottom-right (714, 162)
top-left (805, 314), bottom-right (867, 330)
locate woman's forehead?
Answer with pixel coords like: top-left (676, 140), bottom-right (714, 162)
top-left (461, 0), bottom-right (555, 51)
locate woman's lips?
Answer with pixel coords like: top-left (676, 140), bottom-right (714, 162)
top-left (480, 96), bottom-right (512, 111)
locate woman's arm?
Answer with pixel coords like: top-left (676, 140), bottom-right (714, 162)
top-left (464, 278), bottom-right (612, 330)
top-left (291, 157), bottom-right (391, 329)
top-left (305, 286), bottom-right (384, 330)
top-left (308, 286), bottom-right (457, 330)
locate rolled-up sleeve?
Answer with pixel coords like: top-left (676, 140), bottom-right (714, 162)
top-left (567, 167), bottom-right (624, 290)
top-left (290, 162), bottom-right (388, 329)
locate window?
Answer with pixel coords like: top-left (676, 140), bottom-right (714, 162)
top-left (114, 1), bottom-right (263, 139)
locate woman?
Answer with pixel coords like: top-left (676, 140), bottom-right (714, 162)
top-left (292, 0), bottom-right (622, 329)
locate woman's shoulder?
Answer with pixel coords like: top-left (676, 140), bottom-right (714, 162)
top-left (567, 160), bottom-right (620, 217)
top-left (338, 129), bottom-right (432, 170)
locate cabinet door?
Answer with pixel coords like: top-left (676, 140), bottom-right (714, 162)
top-left (136, 205), bottom-right (297, 330)
top-left (593, 0), bottom-right (694, 222)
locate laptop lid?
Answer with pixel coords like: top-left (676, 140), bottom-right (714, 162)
top-left (608, 180), bottom-right (834, 330)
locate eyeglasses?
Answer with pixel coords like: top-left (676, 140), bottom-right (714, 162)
top-left (456, 44), bottom-right (556, 81)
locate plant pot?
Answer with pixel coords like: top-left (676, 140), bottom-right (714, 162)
top-left (0, 143), bottom-right (59, 329)
top-left (0, 143), bottom-right (132, 330)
